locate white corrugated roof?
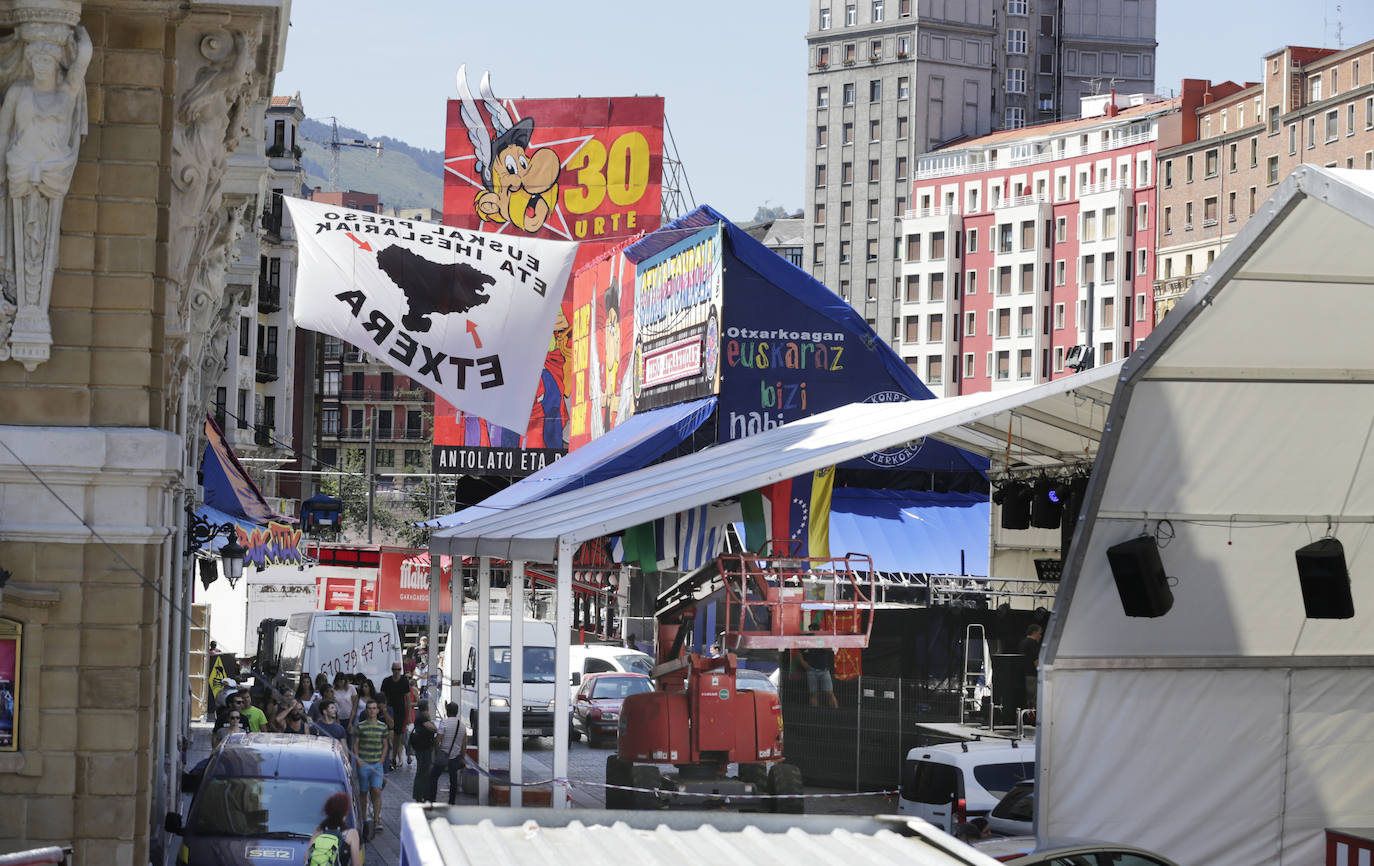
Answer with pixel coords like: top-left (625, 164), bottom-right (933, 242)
top-left (429, 363), bottom-right (1121, 562)
top-left (402, 806), bottom-right (1003, 865)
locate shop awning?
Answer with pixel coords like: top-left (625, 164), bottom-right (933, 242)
top-left (430, 361), bottom-right (1121, 562)
top-left (827, 489), bottom-right (990, 575)
top-left (422, 396), bottom-right (717, 530)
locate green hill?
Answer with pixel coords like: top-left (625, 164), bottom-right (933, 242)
top-left (297, 118), bottom-right (444, 211)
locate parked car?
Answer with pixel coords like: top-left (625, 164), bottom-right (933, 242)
top-left (975, 837), bottom-right (1183, 865)
top-left (986, 780), bottom-right (1034, 837)
top-left (736, 667), bottom-right (777, 693)
top-left (568, 644), bottom-right (654, 701)
top-left (897, 739), bottom-right (1036, 833)
top-left (570, 672), bottom-right (653, 746)
top-left (165, 732), bottom-right (362, 864)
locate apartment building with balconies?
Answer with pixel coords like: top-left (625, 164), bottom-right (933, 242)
top-left (902, 92), bottom-right (1174, 395)
top-left (804, 0), bottom-right (1156, 356)
top-left (1155, 38), bottom-right (1374, 321)
top-left (212, 93), bottom-right (306, 507)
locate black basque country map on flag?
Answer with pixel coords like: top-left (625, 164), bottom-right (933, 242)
top-left (286, 197), bottom-right (578, 431)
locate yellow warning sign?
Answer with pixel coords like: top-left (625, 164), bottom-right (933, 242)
top-left (208, 655), bottom-right (228, 698)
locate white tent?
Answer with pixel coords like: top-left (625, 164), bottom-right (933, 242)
top-left (430, 362), bottom-right (1118, 806)
top-left (1041, 166), bottom-right (1374, 865)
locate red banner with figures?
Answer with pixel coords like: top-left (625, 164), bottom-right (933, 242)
top-left (821, 609), bottom-right (864, 681)
top-left (568, 242), bottom-right (638, 448)
top-left (376, 549), bottom-right (453, 613)
top-left (433, 85), bottom-right (664, 476)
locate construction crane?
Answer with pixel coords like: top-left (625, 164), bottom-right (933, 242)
top-left (308, 116), bottom-right (383, 192)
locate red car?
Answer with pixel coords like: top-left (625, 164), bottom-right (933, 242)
top-left (570, 672), bottom-right (652, 747)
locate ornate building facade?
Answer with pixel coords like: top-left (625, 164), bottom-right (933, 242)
top-left (0, 1), bottom-right (288, 860)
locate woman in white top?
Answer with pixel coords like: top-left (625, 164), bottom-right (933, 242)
top-left (332, 673), bottom-right (358, 731)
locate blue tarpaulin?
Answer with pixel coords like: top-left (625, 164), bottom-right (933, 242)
top-left (424, 397), bottom-right (717, 529)
top-left (825, 489), bottom-right (990, 575)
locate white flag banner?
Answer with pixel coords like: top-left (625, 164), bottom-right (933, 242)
top-left (285, 197), bottom-right (577, 430)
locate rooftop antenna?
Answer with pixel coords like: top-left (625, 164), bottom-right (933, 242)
top-left (1086, 77), bottom-right (1103, 96)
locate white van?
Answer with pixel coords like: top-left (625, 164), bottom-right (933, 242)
top-left (442, 617), bottom-right (558, 738)
top-left (276, 610), bottom-right (403, 690)
top-left (567, 644), bottom-right (654, 700)
top-left (898, 739), bottom-right (1036, 833)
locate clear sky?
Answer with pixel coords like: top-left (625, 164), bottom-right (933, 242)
top-left (275, 0), bottom-right (1374, 225)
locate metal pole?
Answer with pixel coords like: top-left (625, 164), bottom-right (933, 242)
top-left (553, 539), bottom-right (573, 807)
top-left (510, 561), bottom-right (525, 808)
top-left (854, 674), bottom-right (863, 792)
top-left (477, 556), bottom-right (491, 806)
top-left (366, 418), bottom-right (376, 543)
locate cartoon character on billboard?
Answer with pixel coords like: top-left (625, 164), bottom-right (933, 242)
top-left (525, 304), bottom-right (573, 447)
top-left (455, 65), bottom-right (560, 234)
top-left (592, 279), bottom-right (635, 437)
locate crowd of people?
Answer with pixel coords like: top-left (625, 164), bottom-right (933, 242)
top-left (208, 640), bottom-right (469, 840)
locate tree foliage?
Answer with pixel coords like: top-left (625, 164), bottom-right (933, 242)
top-left (318, 449), bottom-right (434, 548)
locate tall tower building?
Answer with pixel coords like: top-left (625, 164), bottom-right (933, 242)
top-left (804, 0), bottom-right (1155, 358)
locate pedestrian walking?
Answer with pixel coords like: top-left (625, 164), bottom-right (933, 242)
top-left (306, 791), bottom-right (360, 865)
top-left (313, 699), bottom-right (348, 746)
top-left (333, 673), bottom-right (358, 733)
top-left (381, 662), bottom-right (412, 770)
top-left (352, 699), bottom-right (390, 840)
top-left (427, 702), bottom-right (466, 804)
top-left (409, 700), bottom-right (438, 801)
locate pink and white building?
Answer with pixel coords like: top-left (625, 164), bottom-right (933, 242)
top-left (898, 92), bottom-right (1180, 395)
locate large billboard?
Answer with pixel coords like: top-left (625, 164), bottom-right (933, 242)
top-left (434, 80), bottom-right (666, 476)
top-left (567, 243), bottom-right (637, 449)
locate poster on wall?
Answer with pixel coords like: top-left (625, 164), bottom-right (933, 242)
top-left (433, 73), bottom-right (666, 475)
top-left (567, 243), bottom-right (637, 448)
top-left (0, 618), bottom-right (19, 752)
top-left (632, 223), bottom-right (724, 412)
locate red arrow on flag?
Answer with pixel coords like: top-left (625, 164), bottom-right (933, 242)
top-left (345, 232), bottom-right (372, 251)
top-left (466, 320), bottom-right (483, 349)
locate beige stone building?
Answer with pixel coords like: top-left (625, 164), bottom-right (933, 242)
top-left (1155, 39), bottom-right (1374, 320)
top-left (0, 0), bottom-right (288, 861)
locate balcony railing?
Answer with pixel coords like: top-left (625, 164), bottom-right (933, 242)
top-left (261, 210), bottom-right (282, 237)
top-left (342, 350), bottom-right (367, 364)
top-left (399, 425), bottom-right (425, 441)
top-left (1079, 178), bottom-right (1131, 196)
top-left (914, 129), bottom-right (1155, 180)
top-left (338, 425), bottom-right (367, 440)
top-left (900, 205), bottom-right (960, 220)
top-left (994, 193), bottom-right (1048, 209)
top-left (337, 388), bottom-right (429, 402)
top-left (254, 424), bottom-right (273, 447)
top-left (255, 352), bottom-right (279, 382)
top-left (323, 343), bottom-right (343, 361)
top-left (258, 283), bottom-right (281, 313)
top-left (1153, 276), bottom-right (1196, 299)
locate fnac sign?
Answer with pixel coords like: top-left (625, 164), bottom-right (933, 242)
top-left (444, 87), bottom-right (665, 247)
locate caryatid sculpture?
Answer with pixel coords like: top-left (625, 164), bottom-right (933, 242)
top-left (0, 15), bottom-right (91, 370)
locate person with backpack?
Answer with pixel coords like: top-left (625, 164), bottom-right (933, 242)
top-left (427, 702), bottom-right (466, 804)
top-left (408, 699), bottom-right (438, 801)
top-left (306, 791), bottom-right (360, 866)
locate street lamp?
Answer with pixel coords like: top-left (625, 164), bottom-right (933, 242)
top-left (185, 507), bottom-right (247, 590)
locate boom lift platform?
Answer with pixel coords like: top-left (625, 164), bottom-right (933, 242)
top-left (607, 541), bottom-right (876, 811)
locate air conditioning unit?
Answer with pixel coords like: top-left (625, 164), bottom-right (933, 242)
top-left (1065, 344), bottom-right (1094, 371)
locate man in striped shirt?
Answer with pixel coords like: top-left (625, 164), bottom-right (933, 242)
top-left (352, 699), bottom-right (390, 838)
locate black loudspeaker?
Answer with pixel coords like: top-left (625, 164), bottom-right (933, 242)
top-left (1030, 478), bottom-right (1063, 528)
top-left (1106, 534), bottom-right (1173, 617)
top-left (1295, 538), bottom-right (1355, 619)
top-left (198, 557), bottom-right (219, 591)
top-left (998, 483), bottom-right (1032, 530)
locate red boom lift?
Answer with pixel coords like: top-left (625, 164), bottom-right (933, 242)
top-left (605, 541), bottom-right (875, 811)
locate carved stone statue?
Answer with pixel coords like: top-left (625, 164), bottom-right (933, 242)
top-left (0, 19), bottom-right (91, 369)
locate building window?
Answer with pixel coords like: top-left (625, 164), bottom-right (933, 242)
top-left (966, 270), bottom-right (977, 294)
top-left (927, 355), bottom-right (943, 385)
top-left (1103, 252), bottom-right (1116, 284)
top-left (867, 159), bottom-right (880, 182)
top-left (1228, 143), bottom-right (1238, 172)
top-left (900, 0), bottom-right (911, 16)
top-left (239, 316), bottom-right (250, 356)
top-left (896, 115), bottom-right (909, 137)
top-left (904, 315), bottom-right (920, 343)
top-left (1006, 68), bottom-right (1026, 94)
top-left (1184, 201), bottom-right (1193, 228)
top-left (1163, 160), bottom-right (1172, 188)
top-left (996, 308), bottom-right (1011, 338)
top-left (1018, 306), bottom-right (1033, 337)
top-left (1203, 196), bottom-right (1217, 225)
top-left (1307, 116), bottom-right (1316, 148)
top-left (1081, 211), bottom-right (1097, 242)
top-left (870, 79), bottom-right (882, 101)
top-left (1268, 155), bottom-right (1279, 185)
top-left (1055, 216), bottom-right (1067, 242)
top-left (1309, 75), bottom-right (1322, 102)
top-left (1008, 0), bottom-right (1028, 13)
top-left (820, 7), bottom-right (831, 28)
top-left (842, 121), bottom-right (854, 144)
top-left (963, 353), bottom-right (975, 378)
top-left (898, 35), bottom-right (911, 57)
top-left (816, 125), bottom-right (828, 147)
top-left (867, 198), bottom-right (880, 220)
top-left (869, 118), bottom-right (881, 141)
top-left (845, 42), bottom-right (857, 63)
top-left (815, 164), bottom-right (827, 186)
top-left (1020, 220), bottom-right (1035, 250)
top-left (1081, 254), bottom-right (1095, 284)
top-left (1185, 155), bottom-right (1194, 183)
top-left (997, 265), bottom-right (1012, 295)
top-left (1163, 206), bottom-right (1172, 233)
top-left (813, 242), bottom-right (824, 265)
top-left (817, 46), bottom-right (830, 67)
top-left (928, 313), bottom-right (943, 342)
top-left (1005, 107), bottom-right (1025, 128)
top-left (965, 310), bottom-right (977, 337)
top-left (998, 222), bottom-right (1013, 253)
top-left (818, 86), bottom-right (829, 108)
top-left (897, 76), bottom-right (910, 99)
top-left (929, 273), bottom-right (945, 301)
top-left (842, 161), bottom-right (853, 183)
top-left (840, 240), bottom-right (851, 262)
top-left (1054, 302), bottom-right (1066, 330)
top-left (930, 231), bottom-right (946, 260)
top-left (1348, 103), bottom-right (1357, 135)
top-left (1007, 29), bottom-right (1027, 54)
top-left (866, 238), bottom-right (879, 261)
top-left (1136, 292), bottom-right (1148, 322)
top-left (1326, 109), bottom-right (1339, 141)
top-left (1055, 259), bottom-right (1066, 286)
top-left (843, 83), bottom-right (855, 106)
top-left (866, 277), bottom-right (878, 299)
top-left (1138, 248), bottom-right (1148, 275)
top-left (872, 0), bottom-right (884, 22)
top-left (845, 3), bottom-right (856, 25)
top-left (905, 233), bottom-right (920, 260)
top-left (895, 156), bottom-right (908, 181)
top-left (1250, 137), bottom-right (1258, 167)
top-left (1226, 191), bottom-right (1236, 221)
top-left (815, 202), bottom-right (826, 225)
top-left (1138, 203), bottom-right (1148, 230)
top-left (996, 351), bottom-right (1010, 381)
top-left (870, 38), bottom-right (883, 59)
top-left (1367, 96), bottom-right (1374, 128)
top-left (1268, 106), bottom-right (1279, 134)
top-left (966, 228), bottom-right (977, 253)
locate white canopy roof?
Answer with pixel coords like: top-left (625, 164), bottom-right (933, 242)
top-left (430, 361), bottom-right (1120, 562)
top-left (1041, 166), bottom-right (1374, 865)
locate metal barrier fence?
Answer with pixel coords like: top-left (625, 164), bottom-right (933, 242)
top-left (778, 675), bottom-right (965, 790)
